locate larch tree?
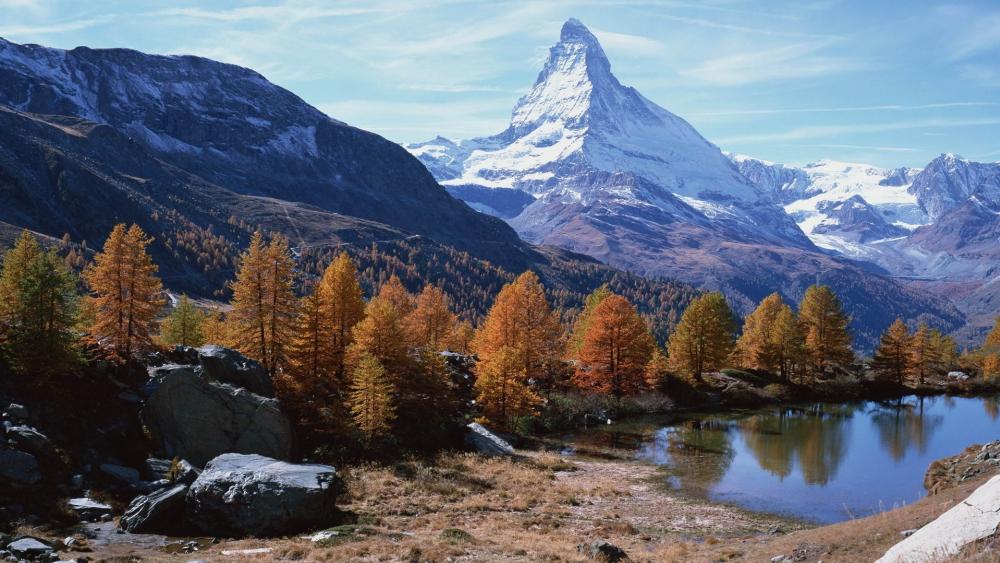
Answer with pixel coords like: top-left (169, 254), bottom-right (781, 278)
top-left (348, 288), bottom-right (409, 377)
top-left (316, 252), bottom-right (366, 382)
top-left (733, 293), bottom-right (789, 373)
top-left (798, 285), bottom-right (853, 377)
top-left (472, 271), bottom-right (563, 387)
top-left (445, 320), bottom-right (475, 354)
top-left (281, 290), bottom-right (337, 427)
top-left (772, 306), bottom-right (805, 381)
top-left (566, 284), bottom-right (612, 360)
top-left (474, 345), bottom-right (540, 430)
top-left (83, 224), bottom-right (164, 364)
top-left (666, 292), bottom-right (736, 382)
top-left (0, 230), bottom-right (41, 345)
top-left (349, 353), bottom-right (396, 442)
top-left (160, 294), bottom-right (206, 347)
top-left (228, 232), bottom-right (297, 375)
top-left (2, 237), bottom-right (80, 377)
top-left (644, 347), bottom-right (670, 390)
top-left (908, 323), bottom-right (939, 385)
top-left (405, 285), bottom-right (457, 351)
top-left (378, 275), bottom-right (415, 318)
top-left (929, 329), bottom-right (958, 373)
top-left (871, 318), bottom-right (910, 385)
top-left (573, 294), bottom-right (655, 397)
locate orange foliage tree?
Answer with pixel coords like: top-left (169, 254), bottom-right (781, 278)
top-left (572, 294), bottom-right (655, 397)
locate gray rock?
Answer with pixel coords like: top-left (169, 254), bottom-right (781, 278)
top-left (99, 464), bottom-right (141, 485)
top-left (0, 449), bottom-right (41, 485)
top-left (67, 498), bottom-right (113, 521)
top-left (7, 538), bottom-right (52, 558)
top-left (120, 484), bottom-right (188, 534)
top-left (7, 426), bottom-right (54, 458)
top-left (185, 453), bottom-right (339, 537)
top-left (464, 423), bottom-right (514, 456)
top-left (4, 403), bottom-right (28, 424)
top-left (141, 366), bottom-right (292, 466)
top-left (578, 540), bottom-right (629, 562)
top-left (198, 345), bottom-right (273, 397)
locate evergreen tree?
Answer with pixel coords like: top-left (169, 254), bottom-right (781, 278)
top-left (798, 285), bottom-right (853, 377)
top-left (160, 295), bottom-right (206, 347)
top-left (316, 253), bottom-right (365, 382)
top-left (908, 323), bottom-right (939, 385)
top-left (566, 284), bottom-right (612, 360)
top-left (3, 243), bottom-right (81, 377)
top-left (666, 292), bottom-right (736, 382)
top-left (573, 294), bottom-right (655, 397)
top-left (349, 353), bottom-right (396, 442)
top-left (228, 232), bottom-right (297, 375)
top-left (472, 271), bottom-right (562, 387)
top-left (83, 224), bottom-right (164, 363)
top-left (871, 318), bottom-right (910, 385)
top-left (474, 345), bottom-right (540, 430)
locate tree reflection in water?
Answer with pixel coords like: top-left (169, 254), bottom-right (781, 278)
top-left (869, 397), bottom-right (943, 461)
top-left (638, 418), bottom-right (735, 493)
top-left (984, 396), bottom-right (1000, 421)
top-left (739, 404), bottom-right (855, 485)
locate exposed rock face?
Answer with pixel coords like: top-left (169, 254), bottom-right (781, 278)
top-left (877, 474), bottom-right (1000, 563)
top-left (185, 453), bottom-right (339, 537)
top-left (0, 449), bottom-right (41, 485)
top-left (141, 366), bottom-right (292, 466)
top-left (197, 345), bottom-right (273, 397)
top-left (465, 423), bottom-right (514, 456)
top-left (120, 484), bottom-right (189, 534)
top-left (925, 440), bottom-right (1000, 494)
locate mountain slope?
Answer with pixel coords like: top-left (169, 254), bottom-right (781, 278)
top-left (0, 37), bottom-right (524, 268)
top-left (408, 19), bottom-right (962, 346)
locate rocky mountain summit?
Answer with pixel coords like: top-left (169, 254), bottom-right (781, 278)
top-left (408, 19), bottom-right (962, 345)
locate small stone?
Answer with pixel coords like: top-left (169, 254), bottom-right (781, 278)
top-left (901, 528), bottom-right (918, 537)
top-left (7, 537), bottom-right (53, 558)
top-left (578, 540), bottom-right (629, 562)
top-left (770, 557), bottom-right (785, 563)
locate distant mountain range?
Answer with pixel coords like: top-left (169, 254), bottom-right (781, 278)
top-left (407, 18), bottom-right (965, 345)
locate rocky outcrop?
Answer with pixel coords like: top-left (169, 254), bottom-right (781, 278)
top-left (68, 497), bottom-right (113, 521)
top-left (120, 484), bottom-right (189, 534)
top-left (141, 366), bottom-right (292, 466)
top-left (185, 453), bottom-right (339, 537)
top-left (197, 345), bottom-right (273, 397)
top-left (925, 440), bottom-right (1000, 494)
top-left (877, 474), bottom-right (1000, 563)
top-left (465, 423), bottom-right (514, 456)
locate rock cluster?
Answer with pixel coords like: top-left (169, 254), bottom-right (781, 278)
top-left (0, 403), bottom-right (47, 487)
top-left (924, 440), bottom-right (1000, 494)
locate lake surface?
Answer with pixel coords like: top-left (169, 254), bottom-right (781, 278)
top-left (564, 395), bottom-right (1000, 524)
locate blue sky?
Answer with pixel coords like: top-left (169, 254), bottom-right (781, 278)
top-left (2, 0), bottom-right (999, 168)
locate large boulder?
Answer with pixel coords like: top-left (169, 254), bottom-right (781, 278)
top-left (197, 345), bottom-right (273, 397)
top-left (186, 453), bottom-right (339, 537)
top-left (0, 449), bottom-right (41, 486)
top-left (68, 497), bottom-right (114, 521)
top-left (465, 423), bottom-right (515, 456)
top-left (120, 484), bottom-right (188, 534)
top-left (141, 366), bottom-right (292, 466)
top-left (6, 537), bottom-right (53, 559)
top-left (877, 474), bottom-right (1000, 562)
top-left (6, 426), bottom-right (54, 458)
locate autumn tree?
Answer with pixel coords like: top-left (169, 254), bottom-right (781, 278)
top-left (666, 292), bottom-right (736, 382)
top-left (474, 345), bottom-right (540, 430)
top-left (871, 318), bottom-right (910, 385)
top-left (280, 290), bottom-right (337, 429)
top-left (0, 230), bottom-right (41, 345)
top-left (349, 290), bottom-right (409, 376)
top-left (644, 347), bottom-right (670, 390)
top-left (0, 233), bottom-right (81, 377)
top-left (566, 284), bottom-right (612, 360)
top-left (446, 320), bottom-right (475, 354)
top-left (798, 285), bottom-right (853, 377)
top-left (160, 295), bottom-right (206, 347)
top-left (317, 253), bottom-right (366, 382)
top-left (349, 353), bottom-right (396, 442)
top-left (84, 224), bottom-right (164, 363)
top-left (378, 275), bottom-right (415, 318)
top-left (908, 323), bottom-right (940, 385)
top-left (573, 294), bottom-right (655, 397)
top-left (472, 271), bottom-right (563, 387)
top-left (929, 329), bottom-right (958, 373)
top-left (732, 293), bottom-right (803, 379)
top-left (228, 232), bottom-right (297, 375)
top-left (405, 285), bottom-right (457, 351)
top-left (200, 311), bottom-right (227, 346)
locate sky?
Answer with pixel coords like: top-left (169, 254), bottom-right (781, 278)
top-left (2, 0), bottom-right (999, 168)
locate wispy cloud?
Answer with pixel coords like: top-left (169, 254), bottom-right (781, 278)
top-left (149, 4), bottom-right (384, 23)
top-left (680, 40), bottom-right (875, 86)
top-left (949, 11), bottom-right (1000, 59)
top-left (693, 102), bottom-right (1000, 117)
top-left (0, 16), bottom-right (110, 37)
top-left (718, 117), bottom-right (1000, 145)
top-left (317, 99), bottom-right (509, 141)
top-left (590, 27), bottom-right (666, 56)
top-left (799, 143), bottom-right (923, 153)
